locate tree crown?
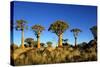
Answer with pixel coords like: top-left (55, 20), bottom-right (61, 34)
top-left (90, 25), bottom-right (97, 31)
top-left (48, 20), bottom-right (69, 36)
top-left (15, 19), bottom-right (27, 31)
top-left (46, 41), bottom-right (52, 47)
top-left (70, 28), bottom-right (82, 37)
top-left (25, 38), bottom-right (34, 44)
top-left (46, 41), bottom-right (52, 45)
top-left (32, 24), bottom-right (45, 35)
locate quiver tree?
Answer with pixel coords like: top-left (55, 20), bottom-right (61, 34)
top-left (46, 41), bottom-right (52, 47)
top-left (70, 28), bottom-right (82, 47)
top-left (31, 24), bottom-right (45, 48)
top-left (90, 26), bottom-right (97, 41)
top-left (15, 19), bottom-right (27, 49)
top-left (25, 38), bottom-right (34, 47)
top-left (48, 20), bottom-right (69, 47)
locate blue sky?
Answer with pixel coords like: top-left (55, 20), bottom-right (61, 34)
top-left (12, 1), bottom-right (97, 46)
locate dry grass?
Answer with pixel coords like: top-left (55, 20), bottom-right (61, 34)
top-left (11, 40), bottom-right (97, 66)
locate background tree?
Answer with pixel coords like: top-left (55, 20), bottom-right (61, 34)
top-left (70, 28), bottom-right (82, 47)
top-left (46, 41), bottom-right (52, 47)
top-left (40, 43), bottom-right (45, 47)
top-left (48, 20), bottom-right (69, 47)
top-left (24, 44), bottom-right (29, 48)
top-left (25, 38), bottom-right (34, 47)
top-left (62, 39), bottom-right (69, 46)
top-left (62, 39), bottom-right (68, 43)
top-left (32, 24), bottom-right (45, 48)
top-left (90, 26), bottom-right (97, 40)
top-left (15, 19), bottom-right (27, 49)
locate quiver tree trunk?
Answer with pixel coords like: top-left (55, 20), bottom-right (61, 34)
top-left (58, 34), bottom-right (63, 47)
top-left (75, 37), bottom-right (77, 47)
top-left (21, 30), bottom-right (25, 49)
top-left (37, 32), bottom-right (40, 48)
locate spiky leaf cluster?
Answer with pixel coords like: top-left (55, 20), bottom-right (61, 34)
top-left (32, 24), bottom-right (45, 37)
top-left (15, 19), bottom-right (27, 31)
top-left (70, 28), bottom-right (82, 38)
top-left (48, 20), bottom-right (69, 36)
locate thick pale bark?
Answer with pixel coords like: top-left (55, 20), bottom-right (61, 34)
top-left (21, 30), bottom-right (25, 49)
top-left (37, 32), bottom-right (40, 48)
top-left (58, 34), bottom-right (63, 47)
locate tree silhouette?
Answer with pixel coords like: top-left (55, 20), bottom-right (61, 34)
top-left (40, 43), bottom-right (45, 47)
top-left (25, 38), bottom-right (34, 47)
top-left (62, 39), bottom-right (69, 46)
top-left (48, 20), bottom-right (69, 47)
top-left (90, 26), bottom-right (97, 40)
top-left (46, 41), bottom-right (52, 47)
top-left (62, 39), bottom-right (68, 43)
top-left (32, 24), bottom-right (45, 48)
top-left (15, 19), bottom-right (27, 49)
top-left (70, 28), bottom-right (82, 47)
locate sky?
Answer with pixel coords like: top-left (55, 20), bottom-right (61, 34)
top-left (12, 1), bottom-right (97, 46)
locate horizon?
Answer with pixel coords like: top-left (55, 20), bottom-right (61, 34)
top-left (12, 1), bottom-right (97, 47)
